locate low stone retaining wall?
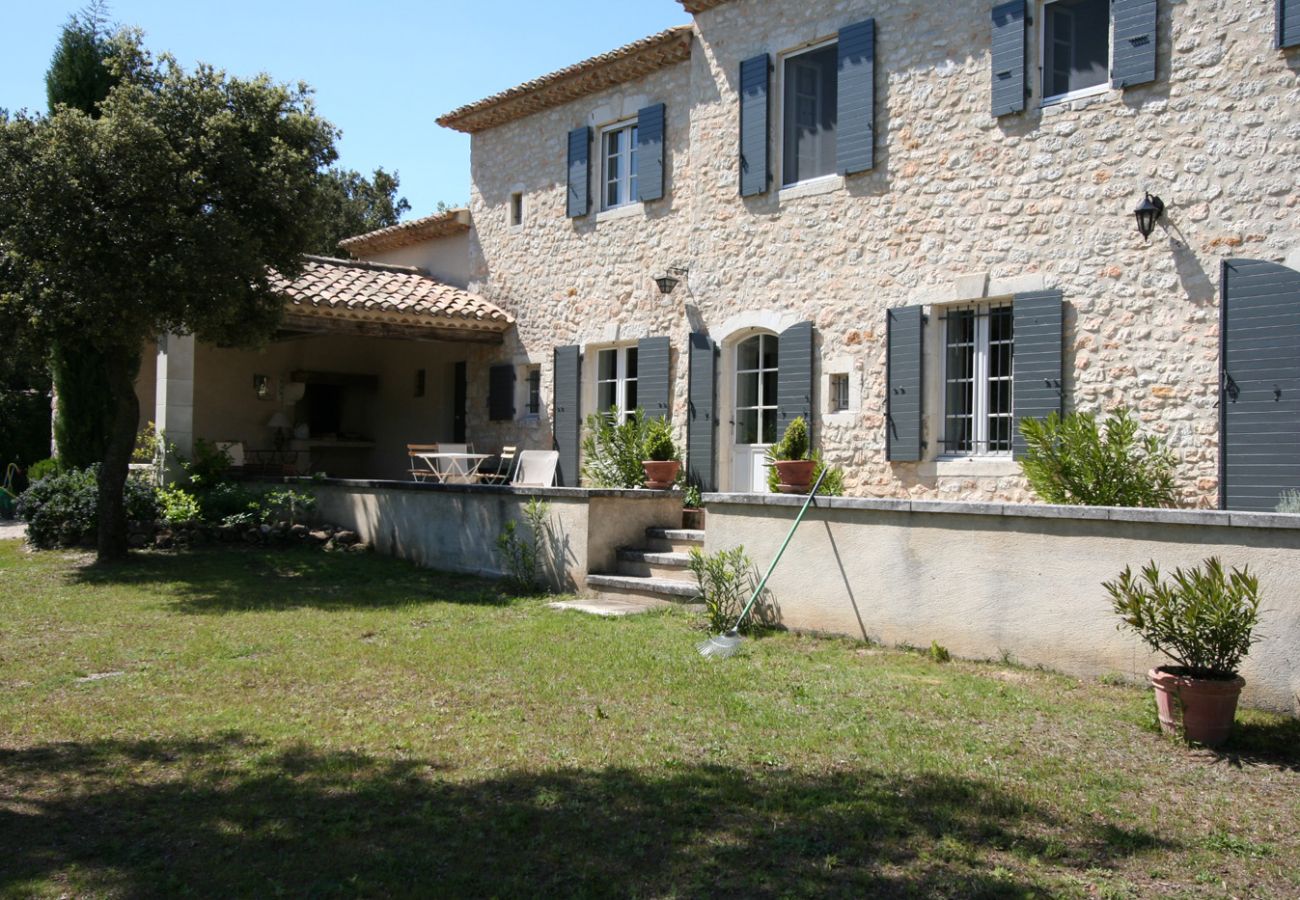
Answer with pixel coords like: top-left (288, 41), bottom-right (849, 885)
top-left (309, 479), bottom-right (682, 592)
top-left (703, 494), bottom-right (1300, 715)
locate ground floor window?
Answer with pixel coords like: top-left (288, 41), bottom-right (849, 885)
top-left (596, 346), bottom-right (638, 422)
top-left (941, 304), bottom-right (1013, 456)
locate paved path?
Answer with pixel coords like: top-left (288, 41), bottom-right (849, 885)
top-left (0, 520), bottom-right (26, 542)
top-left (549, 597), bottom-right (674, 617)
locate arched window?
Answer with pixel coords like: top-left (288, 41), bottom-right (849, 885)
top-left (734, 334), bottom-right (779, 445)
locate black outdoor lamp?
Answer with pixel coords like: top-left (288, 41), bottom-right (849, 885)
top-left (1134, 192), bottom-right (1165, 241)
top-left (655, 266), bottom-right (690, 295)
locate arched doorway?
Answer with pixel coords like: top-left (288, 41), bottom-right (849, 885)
top-left (731, 332), bottom-right (779, 491)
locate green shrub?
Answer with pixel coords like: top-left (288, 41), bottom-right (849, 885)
top-left (767, 416), bottom-right (810, 463)
top-left (496, 497), bottom-right (551, 592)
top-left (258, 489), bottom-right (316, 527)
top-left (158, 486), bottom-right (201, 526)
top-left (196, 481), bottom-right (258, 523)
top-left (766, 451), bottom-right (845, 495)
top-left (18, 465), bottom-right (159, 549)
top-left (929, 641), bottom-right (952, 663)
top-left (688, 545), bottom-right (775, 635)
top-left (1275, 490), bottom-right (1300, 514)
top-left (581, 409), bottom-right (651, 488)
top-left (184, 438), bottom-right (232, 488)
top-left (683, 484), bottom-right (703, 509)
top-left (132, 422), bottom-right (161, 464)
top-left (1018, 408), bottom-right (1177, 507)
top-left (26, 458), bottom-right (60, 482)
top-left (644, 417), bottom-right (679, 462)
top-left (1104, 557), bottom-right (1261, 678)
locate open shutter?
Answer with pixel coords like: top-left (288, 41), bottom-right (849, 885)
top-left (776, 321), bottom-right (814, 441)
top-left (837, 19), bottom-right (876, 175)
top-left (1279, 0), bottom-right (1300, 48)
top-left (886, 306), bottom-right (924, 462)
top-left (487, 364), bottom-right (515, 421)
top-left (553, 345), bottom-right (581, 486)
top-left (1111, 0), bottom-right (1158, 89)
top-left (637, 336), bottom-right (671, 420)
top-left (1011, 291), bottom-right (1064, 459)
top-left (566, 126), bottom-right (591, 218)
top-left (687, 332), bottom-right (718, 491)
top-left (990, 1), bottom-right (1027, 117)
top-left (739, 53), bottom-right (770, 197)
top-left (636, 103), bottom-right (666, 203)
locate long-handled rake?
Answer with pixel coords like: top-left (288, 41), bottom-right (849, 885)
top-left (697, 466), bottom-right (828, 659)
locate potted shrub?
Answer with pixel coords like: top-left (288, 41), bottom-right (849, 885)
top-left (1104, 557), bottom-right (1262, 747)
top-left (641, 418), bottom-right (681, 490)
top-left (766, 416), bottom-right (814, 493)
top-left (682, 483), bottom-right (704, 530)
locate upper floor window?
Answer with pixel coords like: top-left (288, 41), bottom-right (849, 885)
top-left (941, 305), bottom-right (1014, 457)
top-left (596, 346), bottom-right (638, 422)
top-left (1042, 0), bottom-right (1110, 103)
top-left (782, 42), bottom-right (838, 187)
top-left (601, 120), bottom-right (638, 210)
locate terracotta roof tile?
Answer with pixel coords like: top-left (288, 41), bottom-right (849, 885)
top-left (437, 26), bottom-right (693, 134)
top-left (337, 208), bottom-right (471, 255)
top-left (270, 256), bottom-right (513, 333)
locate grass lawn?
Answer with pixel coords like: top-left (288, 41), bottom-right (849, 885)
top-left (1, 540), bottom-right (1297, 898)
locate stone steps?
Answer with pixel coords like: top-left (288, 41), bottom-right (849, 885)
top-left (644, 527), bottom-right (705, 554)
top-left (581, 525), bottom-right (705, 609)
top-left (615, 549), bottom-right (694, 582)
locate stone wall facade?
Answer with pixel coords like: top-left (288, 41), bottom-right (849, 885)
top-left (461, 0), bottom-right (1300, 503)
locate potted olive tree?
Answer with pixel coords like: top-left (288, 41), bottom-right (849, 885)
top-left (641, 418), bottom-right (681, 490)
top-left (766, 416), bottom-right (814, 493)
top-left (1104, 557), bottom-right (1262, 747)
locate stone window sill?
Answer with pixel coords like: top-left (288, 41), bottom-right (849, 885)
top-left (918, 457), bottom-right (1021, 479)
top-left (595, 202), bottom-right (645, 224)
top-left (778, 174), bottom-right (844, 203)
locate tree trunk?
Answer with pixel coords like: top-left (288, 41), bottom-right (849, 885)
top-left (96, 346), bottom-right (142, 563)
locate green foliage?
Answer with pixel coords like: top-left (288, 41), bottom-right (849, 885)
top-left (131, 423), bottom-right (160, 464)
top-left (184, 439), bottom-right (232, 489)
top-left (258, 489), bottom-right (316, 528)
top-left (581, 409), bottom-right (652, 488)
top-left (17, 464), bottom-right (158, 548)
top-left (1104, 557), bottom-right (1261, 678)
top-left (309, 166), bottom-right (411, 256)
top-left (766, 451), bottom-right (845, 495)
top-left (45, 1), bottom-right (118, 117)
top-left (929, 641), bottom-right (952, 664)
top-left (495, 497), bottom-right (551, 592)
top-left (157, 485), bottom-right (201, 526)
top-left (27, 459), bottom-right (60, 482)
top-left (196, 481), bottom-right (257, 524)
top-left (1018, 408), bottom-right (1178, 508)
top-left (1275, 490), bottom-right (1300, 514)
top-left (767, 416), bottom-right (810, 462)
top-left (683, 484), bottom-right (702, 510)
top-left (688, 545), bottom-right (774, 635)
top-left (0, 346), bottom-right (51, 477)
top-left (643, 417), bottom-right (679, 462)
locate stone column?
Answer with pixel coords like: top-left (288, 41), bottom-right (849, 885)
top-left (154, 333), bottom-right (195, 480)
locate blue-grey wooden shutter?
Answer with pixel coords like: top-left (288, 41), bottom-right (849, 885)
top-left (1220, 258), bottom-right (1300, 511)
top-left (553, 345), bottom-right (581, 486)
top-left (886, 306), bottom-right (924, 462)
top-left (776, 321), bottom-right (814, 441)
top-left (1011, 291), bottom-right (1064, 459)
top-left (990, 1), bottom-right (1027, 117)
top-left (488, 364), bottom-right (515, 421)
top-left (636, 103), bottom-right (666, 203)
top-left (637, 335), bottom-right (671, 420)
top-left (739, 53), bottom-right (770, 197)
top-left (1111, 0), bottom-right (1158, 89)
top-left (1279, 0), bottom-right (1300, 48)
top-left (687, 332), bottom-right (718, 492)
top-left (566, 126), bottom-right (591, 218)
top-left (837, 19), bottom-right (876, 175)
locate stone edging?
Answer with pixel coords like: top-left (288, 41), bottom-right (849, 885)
top-left (245, 475), bottom-right (681, 502)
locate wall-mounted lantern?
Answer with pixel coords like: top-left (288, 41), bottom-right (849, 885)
top-left (1134, 192), bottom-right (1165, 242)
top-left (655, 266), bottom-right (690, 295)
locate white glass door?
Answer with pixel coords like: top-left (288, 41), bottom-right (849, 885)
top-left (730, 334), bottom-right (778, 492)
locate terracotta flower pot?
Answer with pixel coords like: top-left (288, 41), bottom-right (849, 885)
top-left (642, 460), bottom-right (681, 490)
top-left (682, 507), bottom-right (705, 530)
top-left (1148, 666), bottom-right (1245, 748)
top-left (772, 459), bottom-right (815, 494)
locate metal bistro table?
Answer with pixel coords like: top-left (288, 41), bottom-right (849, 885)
top-left (412, 451), bottom-right (492, 484)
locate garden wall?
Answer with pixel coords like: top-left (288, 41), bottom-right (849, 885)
top-left (703, 495), bottom-right (1300, 715)
top-left (311, 480), bottom-right (681, 592)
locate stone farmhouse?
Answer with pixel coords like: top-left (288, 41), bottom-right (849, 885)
top-left (143, 0), bottom-right (1300, 511)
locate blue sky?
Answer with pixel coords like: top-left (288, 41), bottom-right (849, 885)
top-left (1, 0), bottom-right (687, 219)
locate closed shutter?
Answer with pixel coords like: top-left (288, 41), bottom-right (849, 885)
top-left (553, 345), bottom-right (581, 486)
top-left (636, 103), bottom-right (666, 203)
top-left (1011, 291), bottom-right (1064, 459)
top-left (837, 19), bottom-right (876, 175)
top-left (1279, 0), bottom-right (1300, 48)
top-left (886, 306), bottom-right (924, 462)
top-left (687, 332), bottom-right (718, 492)
top-left (1111, 0), bottom-right (1158, 89)
top-left (566, 126), bottom-right (591, 218)
top-left (487, 364), bottom-right (515, 421)
top-left (637, 335), bottom-right (672, 420)
top-left (1220, 258), bottom-right (1300, 511)
top-left (739, 53), bottom-right (770, 197)
top-left (990, 1), bottom-right (1027, 117)
top-left (776, 321), bottom-right (814, 442)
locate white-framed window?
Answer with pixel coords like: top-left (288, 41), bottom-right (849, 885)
top-left (596, 346), bottom-right (638, 422)
top-left (1040, 0), bottom-right (1110, 104)
top-left (940, 304), bottom-right (1014, 456)
top-left (781, 40), bottom-right (838, 187)
top-left (525, 365), bottom-right (541, 416)
top-left (735, 333), bottom-right (779, 445)
top-left (829, 373), bottom-right (850, 413)
top-left (600, 120), bottom-right (638, 210)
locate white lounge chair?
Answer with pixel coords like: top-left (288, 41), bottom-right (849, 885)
top-left (512, 450), bottom-right (559, 488)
